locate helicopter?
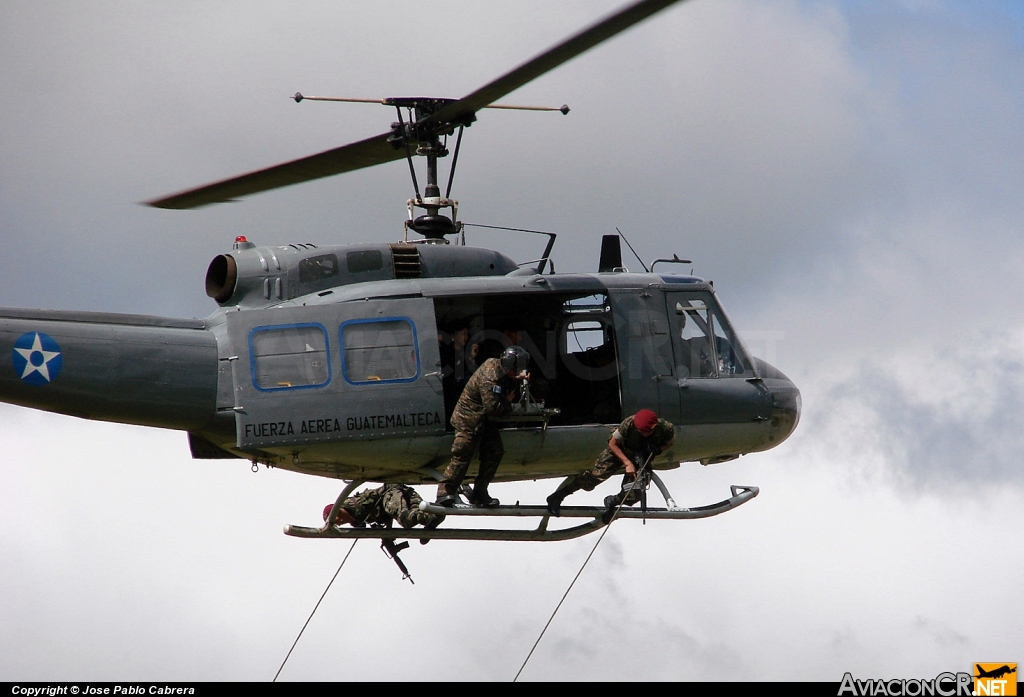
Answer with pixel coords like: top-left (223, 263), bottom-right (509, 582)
top-left (0, 0), bottom-right (800, 543)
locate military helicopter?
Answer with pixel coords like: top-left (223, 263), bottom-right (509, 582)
top-left (0, 0), bottom-right (800, 544)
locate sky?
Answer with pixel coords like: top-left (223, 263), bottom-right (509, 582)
top-left (1, 0), bottom-right (1022, 682)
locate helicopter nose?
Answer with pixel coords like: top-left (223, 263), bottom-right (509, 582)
top-left (769, 381), bottom-right (801, 445)
top-left (757, 360), bottom-right (801, 446)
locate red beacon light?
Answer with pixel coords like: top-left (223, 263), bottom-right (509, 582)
top-left (232, 235), bottom-right (255, 251)
top-left (235, 236), bottom-right (247, 243)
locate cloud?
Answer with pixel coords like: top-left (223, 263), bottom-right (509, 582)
top-left (913, 616), bottom-right (970, 649)
top-left (798, 325), bottom-right (1024, 492)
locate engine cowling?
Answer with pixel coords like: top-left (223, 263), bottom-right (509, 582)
top-left (205, 241), bottom-right (518, 307)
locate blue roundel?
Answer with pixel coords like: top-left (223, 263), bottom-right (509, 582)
top-left (12, 332), bottom-right (64, 385)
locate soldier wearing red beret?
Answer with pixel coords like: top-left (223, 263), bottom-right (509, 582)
top-left (545, 408), bottom-right (674, 517)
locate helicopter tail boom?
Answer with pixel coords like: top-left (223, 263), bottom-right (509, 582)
top-left (0, 308), bottom-right (218, 431)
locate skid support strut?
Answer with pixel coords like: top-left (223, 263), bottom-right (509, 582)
top-left (650, 471), bottom-right (687, 511)
top-left (284, 486), bottom-right (759, 542)
top-left (321, 479), bottom-right (364, 530)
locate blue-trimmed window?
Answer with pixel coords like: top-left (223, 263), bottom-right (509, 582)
top-left (340, 317), bottom-right (419, 384)
top-left (250, 323), bottom-right (331, 391)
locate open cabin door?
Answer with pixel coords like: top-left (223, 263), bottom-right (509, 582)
top-left (226, 298), bottom-right (445, 450)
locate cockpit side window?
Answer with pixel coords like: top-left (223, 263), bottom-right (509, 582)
top-left (671, 297), bottom-right (716, 378)
top-left (667, 292), bottom-right (752, 378)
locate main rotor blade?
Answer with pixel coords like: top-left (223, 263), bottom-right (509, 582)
top-left (147, 131), bottom-right (404, 209)
top-left (422, 0), bottom-right (687, 128)
top-left (148, 0), bottom-right (686, 209)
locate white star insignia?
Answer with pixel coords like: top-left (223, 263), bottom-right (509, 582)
top-left (15, 333), bottom-right (61, 382)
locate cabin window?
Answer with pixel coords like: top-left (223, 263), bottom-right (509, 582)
top-left (565, 320), bottom-right (606, 352)
top-left (299, 254), bottom-right (339, 283)
top-left (347, 249), bottom-right (383, 273)
top-left (250, 323), bottom-right (331, 390)
top-left (340, 318), bottom-right (419, 384)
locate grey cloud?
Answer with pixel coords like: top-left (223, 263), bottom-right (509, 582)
top-left (518, 595), bottom-right (751, 680)
top-left (912, 616), bottom-right (970, 649)
top-left (803, 333), bottom-right (1024, 492)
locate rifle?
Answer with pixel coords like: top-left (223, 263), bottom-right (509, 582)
top-left (380, 538), bottom-right (415, 585)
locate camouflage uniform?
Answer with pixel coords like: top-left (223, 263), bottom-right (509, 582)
top-left (339, 484), bottom-right (434, 528)
top-left (437, 357), bottom-right (519, 500)
top-left (554, 414), bottom-right (674, 505)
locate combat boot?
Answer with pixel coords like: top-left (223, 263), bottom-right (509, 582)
top-left (469, 487), bottom-right (500, 508)
top-left (419, 512), bottom-right (445, 546)
top-left (545, 490), bottom-right (566, 516)
top-left (601, 493), bottom-right (622, 525)
top-left (434, 493), bottom-right (458, 508)
top-left (545, 481), bottom-right (582, 516)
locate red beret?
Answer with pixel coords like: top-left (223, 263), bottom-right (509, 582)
top-left (634, 409), bottom-right (658, 431)
top-left (322, 504), bottom-right (355, 525)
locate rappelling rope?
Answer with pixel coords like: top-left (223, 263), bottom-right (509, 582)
top-left (513, 453), bottom-right (654, 682)
top-left (273, 539), bottom-right (359, 682)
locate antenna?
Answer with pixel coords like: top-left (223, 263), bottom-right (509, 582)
top-left (615, 227), bottom-right (649, 273)
top-left (463, 223), bottom-right (558, 273)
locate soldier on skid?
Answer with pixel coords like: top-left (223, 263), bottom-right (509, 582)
top-left (323, 483), bottom-right (442, 530)
top-left (436, 345), bottom-right (531, 507)
top-left (545, 408), bottom-right (674, 516)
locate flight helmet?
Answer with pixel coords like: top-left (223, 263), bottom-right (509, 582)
top-left (500, 345), bottom-right (531, 374)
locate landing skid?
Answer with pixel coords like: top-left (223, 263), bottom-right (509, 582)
top-left (283, 485), bottom-right (759, 542)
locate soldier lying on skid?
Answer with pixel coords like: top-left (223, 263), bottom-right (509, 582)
top-left (323, 483), bottom-right (443, 531)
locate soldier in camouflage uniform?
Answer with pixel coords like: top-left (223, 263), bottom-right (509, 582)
top-left (323, 483), bottom-right (441, 529)
top-left (545, 408), bottom-right (674, 516)
top-left (436, 345), bottom-right (531, 507)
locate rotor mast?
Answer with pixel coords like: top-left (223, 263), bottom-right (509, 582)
top-left (295, 94), bottom-right (569, 241)
top-left (385, 97), bottom-right (465, 241)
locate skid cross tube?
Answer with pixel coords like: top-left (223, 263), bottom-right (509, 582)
top-left (284, 486), bottom-right (758, 542)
